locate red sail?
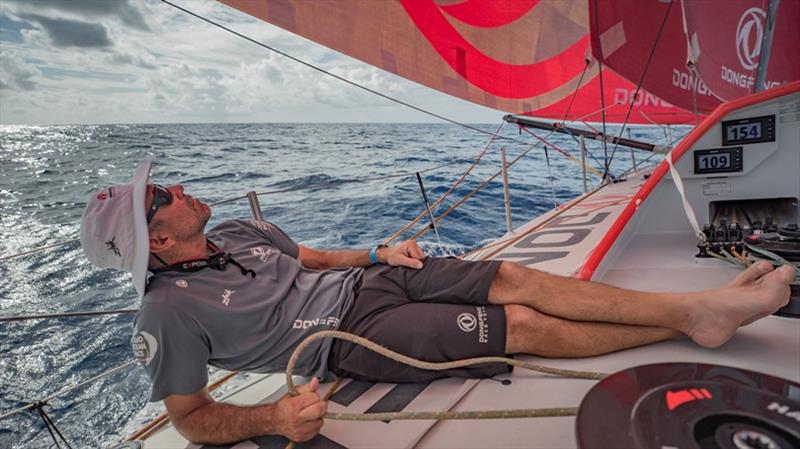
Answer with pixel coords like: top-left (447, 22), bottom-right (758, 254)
top-left (219, 0), bottom-right (696, 124)
top-left (589, 0), bottom-right (719, 114)
top-left (589, 0), bottom-right (799, 114)
top-left (682, 0), bottom-right (800, 101)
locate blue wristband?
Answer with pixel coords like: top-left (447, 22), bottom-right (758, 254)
top-left (369, 246), bottom-right (380, 264)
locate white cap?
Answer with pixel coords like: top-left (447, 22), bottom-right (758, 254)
top-left (80, 160), bottom-right (152, 299)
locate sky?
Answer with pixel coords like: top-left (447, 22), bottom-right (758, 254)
top-left (0, 0), bottom-right (499, 125)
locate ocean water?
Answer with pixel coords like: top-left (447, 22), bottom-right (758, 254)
top-left (0, 122), bottom-right (676, 448)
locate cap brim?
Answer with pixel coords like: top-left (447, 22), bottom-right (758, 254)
top-left (130, 160), bottom-right (152, 299)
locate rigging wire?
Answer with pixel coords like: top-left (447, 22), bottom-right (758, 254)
top-left (383, 122), bottom-right (505, 245)
top-left (0, 360), bottom-right (137, 421)
top-left (617, 128), bottom-right (692, 179)
top-left (36, 403), bottom-right (73, 449)
top-left (0, 238), bottom-right (80, 262)
top-left (160, 0), bottom-right (517, 143)
top-left (559, 59), bottom-right (591, 124)
top-left (0, 308), bottom-right (138, 323)
top-left (591, 0), bottom-right (611, 179)
top-left (519, 127), bottom-right (605, 179)
top-left (543, 146), bottom-right (558, 209)
top-left (0, 161), bottom-right (457, 261)
top-left (406, 143), bottom-right (541, 242)
top-left (605, 0), bottom-right (675, 171)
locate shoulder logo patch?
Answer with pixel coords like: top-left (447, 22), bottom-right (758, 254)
top-left (131, 331), bottom-right (158, 366)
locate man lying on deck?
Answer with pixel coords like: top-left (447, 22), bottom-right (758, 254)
top-left (80, 160), bottom-right (794, 445)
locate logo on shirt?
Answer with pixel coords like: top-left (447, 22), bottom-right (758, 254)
top-left (221, 289), bottom-right (236, 307)
top-left (251, 246), bottom-right (274, 263)
top-left (131, 331), bottom-right (158, 366)
top-left (175, 280), bottom-right (188, 288)
top-left (293, 316), bottom-right (340, 330)
top-left (250, 220), bottom-right (272, 232)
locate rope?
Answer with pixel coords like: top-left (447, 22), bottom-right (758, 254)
top-left (383, 122), bottom-right (506, 245)
top-left (463, 184), bottom-right (615, 261)
top-left (617, 128), bottom-right (691, 179)
top-left (35, 403), bottom-right (73, 449)
top-left (519, 127), bottom-right (606, 179)
top-left (415, 172), bottom-right (445, 252)
top-left (0, 360), bottom-right (137, 421)
top-left (547, 122), bottom-right (609, 175)
top-left (605, 0), bottom-right (674, 170)
top-left (543, 146), bottom-right (558, 209)
top-left (0, 238), bottom-right (79, 262)
top-left (0, 308), bottom-right (138, 323)
top-left (559, 59), bottom-right (591, 124)
top-left (406, 144), bottom-right (542, 242)
top-left (285, 331), bottom-right (604, 424)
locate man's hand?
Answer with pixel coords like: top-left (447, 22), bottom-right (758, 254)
top-left (380, 239), bottom-right (425, 269)
top-left (274, 378), bottom-right (327, 442)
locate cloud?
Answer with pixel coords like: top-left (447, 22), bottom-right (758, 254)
top-left (3, 0), bottom-right (150, 31)
top-left (0, 51), bottom-right (41, 90)
top-left (107, 50), bottom-right (158, 70)
top-left (17, 13), bottom-right (112, 48)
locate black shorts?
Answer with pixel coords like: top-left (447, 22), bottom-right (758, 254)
top-left (328, 257), bottom-right (510, 383)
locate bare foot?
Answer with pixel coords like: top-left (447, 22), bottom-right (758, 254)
top-left (684, 261), bottom-right (794, 348)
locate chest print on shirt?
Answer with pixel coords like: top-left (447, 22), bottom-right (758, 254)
top-left (221, 289), bottom-right (236, 307)
top-left (250, 220), bottom-right (272, 232)
top-left (251, 246), bottom-right (274, 263)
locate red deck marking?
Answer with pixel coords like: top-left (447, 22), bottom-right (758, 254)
top-left (666, 388), bottom-right (713, 411)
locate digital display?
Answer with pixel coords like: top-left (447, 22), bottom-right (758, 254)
top-left (694, 147), bottom-right (743, 175)
top-left (721, 115), bottom-right (775, 146)
top-left (726, 121), bottom-right (761, 142)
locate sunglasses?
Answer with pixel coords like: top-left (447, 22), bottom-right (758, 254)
top-left (146, 184), bottom-right (173, 224)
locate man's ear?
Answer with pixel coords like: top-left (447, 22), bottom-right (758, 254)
top-left (149, 230), bottom-right (175, 253)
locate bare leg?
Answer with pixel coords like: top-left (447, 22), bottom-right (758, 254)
top-left (504, 305), bottom-right (679, 356)
top-left (489, 261), bottom-right (794, 348)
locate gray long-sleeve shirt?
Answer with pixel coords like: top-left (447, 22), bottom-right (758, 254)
top-left (131, 219), bottom-right (362, 401)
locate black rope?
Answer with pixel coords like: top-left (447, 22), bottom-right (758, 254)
top-left (35, 402), bottom-right (73, 449)
top-left (606, 0), bottom-right (675, 170)
top-left (559, 59), bottom-right (591, 124)
top-left (415, 172), bottom-right (445, 251)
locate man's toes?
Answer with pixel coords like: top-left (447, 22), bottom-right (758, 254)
top-left (729, 261), bottom-right (773, 287)
top-left (765, 264), bottom-right (797, 284)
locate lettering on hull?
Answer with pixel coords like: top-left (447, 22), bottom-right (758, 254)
top-left (501, 211), bottom-right (612, 267)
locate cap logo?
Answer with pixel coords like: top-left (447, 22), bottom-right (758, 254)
top-left (105, 236), bottom-right (121, 257)
top-left (97, 188), bottom-right (113, 201)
